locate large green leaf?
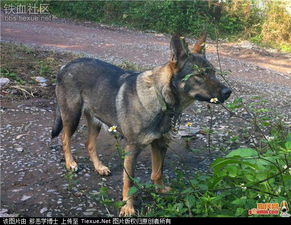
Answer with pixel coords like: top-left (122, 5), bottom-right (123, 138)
top-left (226, 148), bottom-right (257, 158)
top-left (285, 141), bottom-right (291, 150)
top-left (227, 165), bottom-right (238, 178)
top-left (211, 157), bottom-right (258, 172)
top-left (185, 195), bottom-right (196, 208)
top-left (245, 174), bottom-right (255, 182)
top-left (208, 176), bottom-right (223, 189)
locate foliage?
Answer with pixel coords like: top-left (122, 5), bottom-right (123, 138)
top-left (46, 0), bottom-right (290, 51)
top-left (143, 131), bottom-right (290, 217)
top-left (219, 0), bottom-right (262, 37)
top-left (0, 68), bottom-right (26, 85)
top-left (261, 0), bottom-right (291, 51)
top-left (47, 0), bottom-right (216, 38)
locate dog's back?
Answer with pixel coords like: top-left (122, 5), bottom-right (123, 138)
top-left (57, 57), bottom-right (126, 91)
top-left (52, 58), bottom-right (136, 138)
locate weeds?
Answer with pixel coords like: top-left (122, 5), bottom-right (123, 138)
top-left (64, 170), bottom-right (78, 192)
top-left (261, 0), bottom-right (291, 51)
top-left (139, 98), bottom-right (290, 217)
top-left (0, 68), bottom-right (25, 85)
top-left (0, 43), bottom-right (78, 99)
top-left (38, 60), bottom-right (52, 77)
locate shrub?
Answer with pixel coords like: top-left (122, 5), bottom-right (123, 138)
top-left (261, 0), bottom-right (291, 48)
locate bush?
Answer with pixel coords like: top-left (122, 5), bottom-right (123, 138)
top-left (48, 0), bottom-right (261, 38)
top-left (48, 0), bottom-right (291, 51)
top-left (261, 0), bottom-right (291, 48)
top-left (144, 135), bottom-right (290, 217)
top-left (219, 0), bottom-right (262, 37)
top-left (49, 0), bottom-right (216, 38)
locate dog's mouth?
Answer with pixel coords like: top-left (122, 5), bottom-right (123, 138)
top-left (195, 95), bottom-right (225, 104)
top-left (194, 94), bottom-right (209, 102)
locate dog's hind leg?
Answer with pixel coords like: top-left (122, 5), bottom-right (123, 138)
top-left (62, 119), bottom-right (79, 172)
top-left (85, 113), bottom-right (111, 176)
top-left (58, 89), bottom-right (82, 172)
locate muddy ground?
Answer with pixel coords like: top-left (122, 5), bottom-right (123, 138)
top-left (1, 17), bottom-right (291, 217)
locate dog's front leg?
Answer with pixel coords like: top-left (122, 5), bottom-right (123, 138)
top-left (151, 138), bottom-right (171, 193)
top-left (119, 144), bottom-right (141, 217)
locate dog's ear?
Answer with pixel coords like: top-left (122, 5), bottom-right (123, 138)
top-left (191, 33), bottom-right (207, 56)
top-left (156, 34), bottom-right (188, 109)
top-left (170, 34), bottom-right (189, 65)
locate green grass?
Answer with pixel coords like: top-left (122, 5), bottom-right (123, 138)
top-left (0, 68), bottom-right (26, 85)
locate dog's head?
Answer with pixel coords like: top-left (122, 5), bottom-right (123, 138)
top-left (170, 34), bottom-right (232, 104)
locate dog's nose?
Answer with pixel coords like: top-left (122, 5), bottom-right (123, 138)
top-left (221, 87), bottom-right (232, 100)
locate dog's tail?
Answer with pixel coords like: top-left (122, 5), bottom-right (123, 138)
top-left (51, 105), bottom-right (63, 138)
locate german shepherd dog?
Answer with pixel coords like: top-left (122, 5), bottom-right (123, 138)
top-left (51, 34), bottom-right (231, 216)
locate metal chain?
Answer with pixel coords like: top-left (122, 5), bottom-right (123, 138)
top-left (170, 112), bottom-right (182, 135)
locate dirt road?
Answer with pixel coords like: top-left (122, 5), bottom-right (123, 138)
top-left (1, 17), bottom-right (291, 217)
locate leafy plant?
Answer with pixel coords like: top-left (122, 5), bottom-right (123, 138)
top-left (43, 0), bottom-right (291, 52)
top-left (144, 131), bottom-right (290, 217)
top-left (0, 68), bottom-right (25, 85)
top-left (38, 60), bottom-right (52, 77)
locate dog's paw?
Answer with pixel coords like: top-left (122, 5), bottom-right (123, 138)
top-left (119, 204), bottom-right (135, 217)
top-left (96, 165), bottom-right (111, 176)
top-left (66, 161), bottom-right (78, 172)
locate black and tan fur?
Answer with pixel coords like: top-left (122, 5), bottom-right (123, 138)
top-left (51, 35), bottom-right (231, 216)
